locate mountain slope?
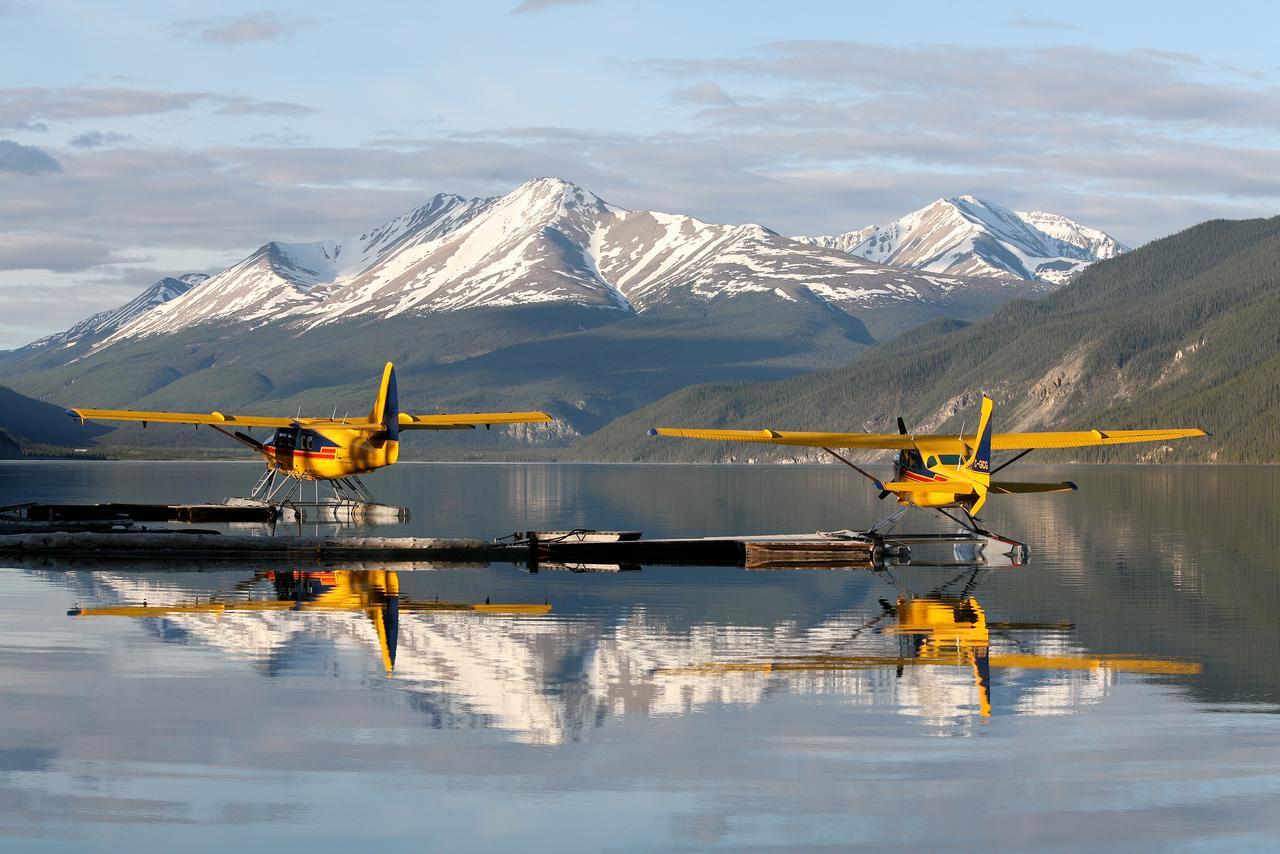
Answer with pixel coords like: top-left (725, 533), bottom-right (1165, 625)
top-left (0, 385), bottom-right (112, 450)
top-left (573, 216), bottom-right (1280, 463)
top-left (797, 196), bottom-right (1127, 285)
top-left (25, 273), bottom-right (207, 351)
top-left (94, 178), bottom-right (1044, 347)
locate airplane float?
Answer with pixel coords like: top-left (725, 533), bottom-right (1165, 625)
top-left (651, 394), bottom-right (1207, 548)
top-left (66, 362), bottom-right (551, 507)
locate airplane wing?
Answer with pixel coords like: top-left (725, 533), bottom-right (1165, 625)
top-left (989, 429), bottom-right (1207, 450)
top-left (397, 411), bottom-right (553, 430)
top-left (651, 426), bottom-right (1206, 453)
top-left (66, 407), bottom-right (299, 428)
top-left (66, 408), bottom-right (553, 432)
top-left (648, 428), bottom-right (917, 450)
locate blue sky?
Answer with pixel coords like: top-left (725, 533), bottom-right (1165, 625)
top-left (2, 0), bottom-right (1279, 346)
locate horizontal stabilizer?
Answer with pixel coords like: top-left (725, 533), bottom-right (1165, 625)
top-left (988, 481), bottom-right (1078, 495)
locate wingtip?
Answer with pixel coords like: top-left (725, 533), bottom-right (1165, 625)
top-left (647, 428), bottom-right (659, 437)
top-left (1067, 481), bottom-right (1079, 491)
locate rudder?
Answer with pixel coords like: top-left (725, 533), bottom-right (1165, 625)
top-left (966, 395), bottom-right (994, 476)
top-left (368, 362), bottom-right (400, 463)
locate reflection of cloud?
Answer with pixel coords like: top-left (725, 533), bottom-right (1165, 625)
top-left (171, 13), bottom-right (318, 45)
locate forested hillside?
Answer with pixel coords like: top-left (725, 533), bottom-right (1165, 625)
top-left (571, 216), bottom-right (1280, 463)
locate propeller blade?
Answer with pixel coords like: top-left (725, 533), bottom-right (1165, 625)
top-left (878, 490), bottom-right (891, 500)
top-left (896, 417), bottom-right (908, 435)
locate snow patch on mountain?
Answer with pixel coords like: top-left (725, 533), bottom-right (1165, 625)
top-left (795, 196), bottom-right (1128, 285)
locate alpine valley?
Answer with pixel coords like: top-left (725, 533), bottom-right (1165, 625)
top-left (0, 178), bottom-right (1125, 454)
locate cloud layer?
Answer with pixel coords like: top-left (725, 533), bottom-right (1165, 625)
top-left (2, 36), bottom-right (1278, 348)
top-left (171, 13), bottom-right (317, 45)
top-left (0, 140), bottom-right (59, 174)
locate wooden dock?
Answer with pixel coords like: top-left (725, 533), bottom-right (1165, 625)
top-left (0, 531), bottom-right (520, 563)
top-left (533, 533), bottom-right (884, 570)
top-left (0, 503), bottom-right (1023, 567)
top-left (0, 527), bottom-right (892, 569)
top-left (2, 502), bottom-right (277, 524)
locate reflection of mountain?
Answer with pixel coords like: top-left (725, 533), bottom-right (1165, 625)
top-left (49, 567), bottom-right (1198, 744)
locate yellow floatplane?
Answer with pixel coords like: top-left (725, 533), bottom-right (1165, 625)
top-left (66, 362), bottom-right (551, 508)
top-left (651, 394), bottom-right (1206, 550)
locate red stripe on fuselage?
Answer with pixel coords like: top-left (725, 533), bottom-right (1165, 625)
top-left (902, 469), bottom-right (946, 483)
top-left (262, 446), bottom-right (337, 459)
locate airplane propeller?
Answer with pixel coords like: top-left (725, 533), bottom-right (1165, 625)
top-left (878, 415), bottom-right (910, 499)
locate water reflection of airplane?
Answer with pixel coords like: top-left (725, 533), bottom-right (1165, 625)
top-left (67, 570), bottom-right (551, 673)
top-left (660, 569), bottom-right (1200, 718)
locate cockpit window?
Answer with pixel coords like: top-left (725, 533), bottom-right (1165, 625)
top-left (938, 454), bottom-right (963, 466)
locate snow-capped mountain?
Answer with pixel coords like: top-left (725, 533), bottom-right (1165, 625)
top-left (96, 179), bottom-right (1041, 347)
top-left (796, 196), bottom-right (1128, 285)
top-left (30, 273), bottom-right (207, 350)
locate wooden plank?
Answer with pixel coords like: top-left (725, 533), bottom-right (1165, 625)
top-left (744, 540), bottom-right (878, 570)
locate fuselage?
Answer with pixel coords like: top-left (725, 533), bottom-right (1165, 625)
top-left (893, 448), bottom-right (987, 509)
top-left (261, 426), bottom-right (399, 479)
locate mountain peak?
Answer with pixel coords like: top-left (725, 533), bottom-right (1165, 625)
top-left (28, 273), bottom-right (203, 350)
top-left (795, 195), bottom-right (1126, 285)
top-left (505, 176), bottom-right (613, 214)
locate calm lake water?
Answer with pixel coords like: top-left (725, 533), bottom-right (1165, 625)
top-left (0, 461), bottom-right (1277, 851)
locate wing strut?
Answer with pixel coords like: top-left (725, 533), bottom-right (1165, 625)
top-left (821, 447), bottom-right (888, 497)
top-left (989, 448), bottom-right (1034, 476)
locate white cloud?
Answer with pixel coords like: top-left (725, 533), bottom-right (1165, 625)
top-left (171, 12), bottom-right (318, 45)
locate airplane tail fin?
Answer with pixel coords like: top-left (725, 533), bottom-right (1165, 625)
top-left (964, 395), bottom-right (994, 478)
top-left (369, 361), bottom-right (400, 462)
